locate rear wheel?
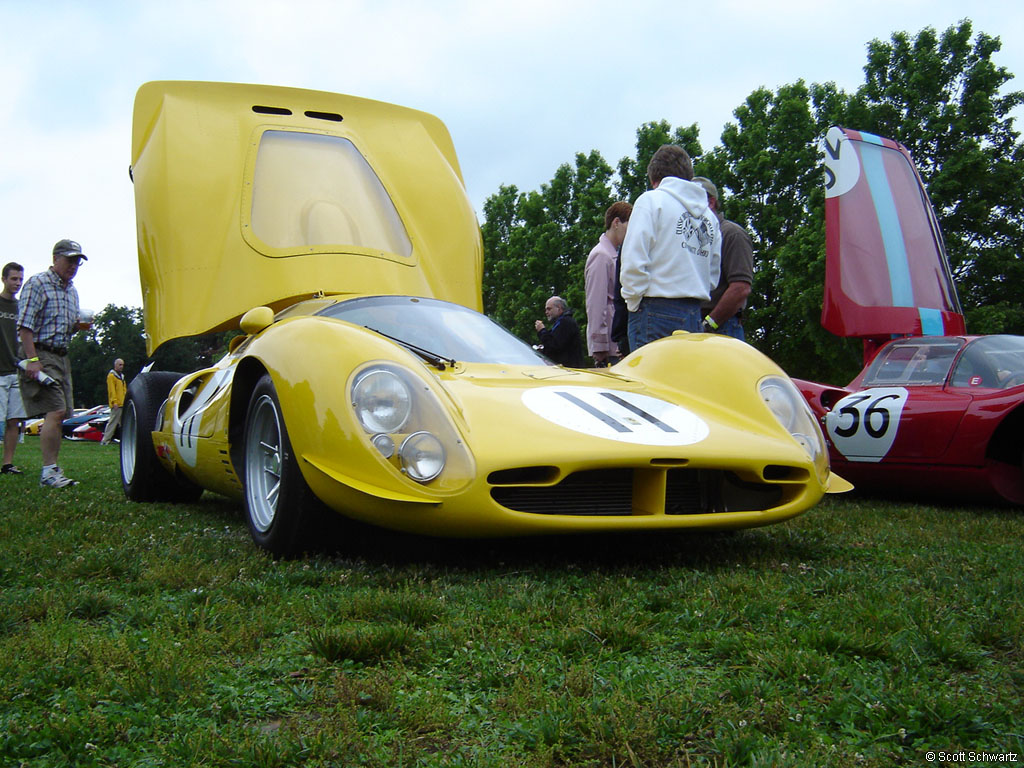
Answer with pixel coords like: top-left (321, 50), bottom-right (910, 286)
top-left (243, 374), bottom-right (326, 557)
top-left (121, 371), bottom-right (203, 502)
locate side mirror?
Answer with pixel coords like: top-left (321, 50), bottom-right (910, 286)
top-left (239, 306), bottom-right (274, 336)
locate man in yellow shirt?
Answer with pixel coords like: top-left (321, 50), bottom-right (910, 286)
top-left (100, 358), bottom-right (126, 445)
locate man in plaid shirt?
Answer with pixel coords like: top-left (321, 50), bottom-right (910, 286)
top-left (17, 239), bottom-right (90, 488)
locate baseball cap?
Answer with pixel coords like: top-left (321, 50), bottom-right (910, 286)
top-left (692, 177), bottom-right (719, 202)
top-left (53, 239), bottom-right (88, 260)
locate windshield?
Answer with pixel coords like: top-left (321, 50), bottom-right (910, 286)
top-left (950, 335), bottom-right (1024, 388)
top-left (318, 296), bottom-right (552, 366)
top-left (862, 338), bottom-right (964, 386)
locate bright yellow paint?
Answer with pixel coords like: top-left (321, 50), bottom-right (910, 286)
top-left (131, 81), bottom-right (482, 354)
top-left (128, 82), bottom-right (847, 547)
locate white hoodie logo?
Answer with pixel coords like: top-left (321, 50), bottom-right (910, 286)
top-left (675, 213), bottom-right (715, 259)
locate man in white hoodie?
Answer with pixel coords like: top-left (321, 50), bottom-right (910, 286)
top-left (619, 145), bottom-right (721, 351)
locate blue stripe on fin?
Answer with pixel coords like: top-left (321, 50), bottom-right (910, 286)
top-left (919, 308), bottom-right (944, 335)
top-left (860, 144), bottom-right (914, 307)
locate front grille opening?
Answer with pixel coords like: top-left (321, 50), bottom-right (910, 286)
top-left (650, 457), bottom-right (690, 467)
top-left (492, 467), bottom-right (792, 517)
top-left (252, 105), bottom-right (293, 115)
top-left (665, 468), bottom-right (715, 514)
top-left (305, 110), bottom-right (344, 122)
top-left (488, 466), bottom-right (560, 485)
top-left (720, 471), bottom-right (785, 512)
top-left (762, 464), bottom-right (810, 482)
top-left (492, 469), bottom-right (633, 515)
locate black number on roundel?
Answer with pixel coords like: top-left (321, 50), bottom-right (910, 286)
top-left (833, 393), bottom-right (900, 439)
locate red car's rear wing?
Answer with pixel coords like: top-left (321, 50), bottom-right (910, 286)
top-left (821, 127), bottom-right (965, 363)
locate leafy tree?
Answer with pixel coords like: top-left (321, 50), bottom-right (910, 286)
top-left (482, 151), bottom-right (616, 344)
top-left (615, 121), bottom-right (703, 203)
top-left (697, 81), bottom-right (863, 382)
top-left (480, 20), bottom-right (1023, 386)
top-left (153, 331), bottom-right (239, 376)
top-left (69, 304), bottom-right (238, 407)
top-left (69, 305), bottom-right (148, 407)
top-left (481, 128), bottom-right (708, 354)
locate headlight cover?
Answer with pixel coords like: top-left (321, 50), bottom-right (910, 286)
top-left (759, 375), bottom-right (827, 467)
top-left (352, 368), bottom-right (412, 433)
top-left (349, 363), bottom-right (473, 489)
top-left (400, 431), bottom-right (446, 482)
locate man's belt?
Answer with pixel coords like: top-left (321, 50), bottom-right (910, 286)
top-left (36, 342), bottom-right (68, 356)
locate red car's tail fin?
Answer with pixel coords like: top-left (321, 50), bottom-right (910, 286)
top-left (821, 127), bottom-right (965, 360)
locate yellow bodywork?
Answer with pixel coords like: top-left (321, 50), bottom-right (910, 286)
top-left (131, 81), bottom-right (482, 353)
top-left (148, 300), bottom-right (840, 537)
top-left (129, 82), bottom-right (845, 547)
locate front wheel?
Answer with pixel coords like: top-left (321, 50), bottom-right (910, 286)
top-left (121, 371), bottom-right (202, 503)
top-left (243, 374), bottom-right (326, 557)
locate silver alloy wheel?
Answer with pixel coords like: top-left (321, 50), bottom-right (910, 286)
top-left (245, 393), bottom-right (283, 533)
top-left (120, 400), bottom-right (138, 484)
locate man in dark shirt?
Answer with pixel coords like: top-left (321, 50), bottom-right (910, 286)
top-left (694, 177), bottom-right (754, 341)
top-left (1, 262), bottom-right (26, 475)
top-left (534, 296), bottom-right (584, 367)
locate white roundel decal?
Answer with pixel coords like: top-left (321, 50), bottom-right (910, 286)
top-left (825, 387), bottom-right (909, 462)
top-left (521, 387), bottom-right (709, 446)
top-left (822, 126), bottom-right (861, 199)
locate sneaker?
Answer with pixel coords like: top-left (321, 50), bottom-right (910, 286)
top-left (1, 464), bottom-right (23, 474)
top-left (40, 467), bottom-right (77, 488)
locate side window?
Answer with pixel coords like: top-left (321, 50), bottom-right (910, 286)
top-left (249, 131), bottom-right (412, 258)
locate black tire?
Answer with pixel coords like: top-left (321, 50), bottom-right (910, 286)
top-left (242, 374), bottom-right (327, 557)
top-left (120, 371), bottom-right (203, 503)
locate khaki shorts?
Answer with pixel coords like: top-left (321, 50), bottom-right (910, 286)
top-left (0, 372), bottom-right (27, 422)
top-left (17, 350), bottom-right (74, 418)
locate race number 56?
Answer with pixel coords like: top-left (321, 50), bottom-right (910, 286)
top-left (825, 387), bottom-right (909, 463)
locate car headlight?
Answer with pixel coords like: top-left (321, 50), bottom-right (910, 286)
top-left (352, 369), bottom-right (412, 433)
top-left (759, 375), bottom-right (826, 464)
top-left (400, 431), bottom-right (446, 482)
top-left (349, 363), bottom-right (475, 489)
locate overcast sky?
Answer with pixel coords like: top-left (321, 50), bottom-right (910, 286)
top-left (1, 0), bottom-right (1022, 312)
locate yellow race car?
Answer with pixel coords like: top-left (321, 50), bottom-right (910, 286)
top-left (122, 81), bottom-right (848, 556)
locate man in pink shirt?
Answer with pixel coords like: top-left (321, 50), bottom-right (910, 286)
top-left (584, 201), bottom-right (631, 366)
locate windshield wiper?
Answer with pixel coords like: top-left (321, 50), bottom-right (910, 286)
top-left (367, 327), bottom-right (456, 370)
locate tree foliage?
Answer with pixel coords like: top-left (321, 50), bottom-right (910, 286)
top-left (845, 21), bottom-right (1024, 336)
top-left (482, 151), bottom-right (616, 341)
top-left (481, 20), bottom-right (1024, 384)
top-left (482, 126), bottom-right (703, 348)
top-left (62, 22), bottom-right (1024, 399)
top-left (69, 305), bottom-right (238, 407)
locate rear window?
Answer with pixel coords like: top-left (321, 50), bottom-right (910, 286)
top-left (862, 339), bottom-right (963, 386)
top-left (250, 130), bottom-right (412, 257)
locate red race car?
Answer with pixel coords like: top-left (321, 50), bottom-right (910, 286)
top-left (795, 127), bottom-right (1024, 505)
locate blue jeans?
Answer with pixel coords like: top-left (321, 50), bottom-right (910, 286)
top-left (628, 297), bottom-right (702, 351)
top-left (717, 315), bottom-right (746, 342)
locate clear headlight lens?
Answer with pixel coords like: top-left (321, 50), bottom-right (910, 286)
top-left (349, 363), bottom-right (473, 488)
top-left (352, 369), bottom-right (412, 433)
top-left (400, 431), bottom-right (446, 482)
top-left (759, 375), bottom-right (825, 464)
top-left (371, 433), bottom-right (395, 459)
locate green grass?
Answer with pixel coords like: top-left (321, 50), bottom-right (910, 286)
top-left (1, 439), bottom-right (1022, 767)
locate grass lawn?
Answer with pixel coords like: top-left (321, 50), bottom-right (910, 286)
top-left (1, 438), bottom-right (1022, 767)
